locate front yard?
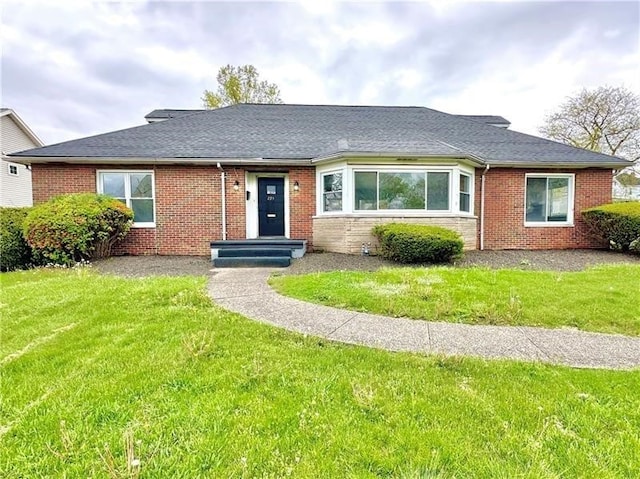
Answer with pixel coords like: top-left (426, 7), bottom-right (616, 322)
top-left (2, 268), bottom-right (640, 477)
top-left (271, 264), bottom-right (640, 336)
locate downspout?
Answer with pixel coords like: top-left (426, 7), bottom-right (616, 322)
top-left (217, 162), bottom-right (227, 241)
top-left (480, 164), bottom-right (490, 251)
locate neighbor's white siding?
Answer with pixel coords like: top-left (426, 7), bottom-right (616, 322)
top-left (1, 115), bottom-right (39, 206)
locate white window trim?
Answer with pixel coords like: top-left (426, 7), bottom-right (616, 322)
top-left (352, 168), bottom-right (454, 214)
top-left (459, 172), bottom-right (473, 214)
top-left (7, 163), bottom-right (19, 176)
top-left (97, 170), bottom-right (156, 228)
top-left (524, 173), bottom-right (575, 227)
top-left (321, 170), bottom-right (343, 213)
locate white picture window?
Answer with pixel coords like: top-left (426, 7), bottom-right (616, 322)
top-left (8, 164), bottom-right (19, 176)
top-left (322, 172), bottom-right (343, 212)
top-left (354, 170), bottom-right (450, 211)
top-left (98, 171), bottom-right (155, 226)
top-left (525, 174), bottom-right (574, 226)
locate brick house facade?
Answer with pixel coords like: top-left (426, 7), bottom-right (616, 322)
top-left (31, 163), bottom-right (316, 256)
top-left (14, 104), bottom-right (630, 256)
top-left (477, 168), bottom-right (612, 250)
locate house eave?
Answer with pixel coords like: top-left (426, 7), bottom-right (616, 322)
top-left (0, 109), bottom-right (44, 147)
top-left (485, 161), bottom-right (632, 169)
top-left (312, 151), bottom-right (486, 167)
top-left (8, 156), bottom-right (314, 167)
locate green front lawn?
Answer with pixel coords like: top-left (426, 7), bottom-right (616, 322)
top-left (270, 265), bottom-right (640, 336)
top-left (2, 269), bottom-right (639, 477)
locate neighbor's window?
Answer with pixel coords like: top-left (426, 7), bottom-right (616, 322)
top-left (460, 173), bottom-right (471, 213)
top-left (525, 174), bottom-right (573, 225)
top-left (8, 164), bottom-right (18, 176)
top-left (354, 171), bottom-right (450, 211)
top-left (98, 171), bottom-right (155, 226)
top-left (322, 172), bottom-right (343, 212)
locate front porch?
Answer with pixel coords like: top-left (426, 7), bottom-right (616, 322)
top-left (210, 239), bottom-right (307, 268)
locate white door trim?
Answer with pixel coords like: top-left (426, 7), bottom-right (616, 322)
top-left (245, 172), bottom-right (290, 239)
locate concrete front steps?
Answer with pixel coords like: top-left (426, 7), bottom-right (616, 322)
top-left (210, 239), bottom-right (307, 268)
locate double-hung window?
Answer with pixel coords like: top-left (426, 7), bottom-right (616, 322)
top-left (459, 173), bottom-right (471, 213)
top-left (354, 170), bottom-right (450, 211)
top-left (98, 171), bottom-right (155, 226)
top-left (322, 172), bottom-right (343, 212)
top-left (525, 174), bottom-right (574, 225)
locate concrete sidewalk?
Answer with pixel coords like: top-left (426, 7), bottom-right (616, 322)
top-left (208, 268), bottom-right (640, 370)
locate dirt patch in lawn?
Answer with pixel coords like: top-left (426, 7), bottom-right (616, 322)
top-left (93, 255), bottom-right (212, 277)
top-left (92, 250), bottom-right (639, 277)
top-left (284, 249), bottom-right (640, 275)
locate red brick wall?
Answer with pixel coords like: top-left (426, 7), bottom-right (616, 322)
top-left (475, 167), bottom-right (612, 250)
top-left (31, 163), bottom-right (316, 256)
top-left (289, 166), bottom-right (315, 242)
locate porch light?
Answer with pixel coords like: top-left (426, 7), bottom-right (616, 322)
top-left (293, 181), bottom-right (300, 191)
top-left (233, 180), bottom-right (240, 191)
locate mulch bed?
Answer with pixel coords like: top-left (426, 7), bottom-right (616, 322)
top-left (92, 249), bottom-right (640, 277)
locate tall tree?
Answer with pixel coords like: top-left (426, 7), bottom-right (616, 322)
top-left (202, 64), bottom-right (283, 109)
top-left (539, 86), bottom-right (640, 162)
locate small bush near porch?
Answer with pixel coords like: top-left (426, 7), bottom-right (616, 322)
top-left (372, 223), bottom-right (463, 263)
top-left (2, 269), bottom-right (639, 477)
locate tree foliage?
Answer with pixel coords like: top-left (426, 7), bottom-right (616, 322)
top-left (202, 64), bottom-right (283, 109)
top-left (539, 86), bottom-right (640, 162)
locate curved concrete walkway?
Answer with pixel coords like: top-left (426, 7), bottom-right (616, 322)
top-left (208, 268), bottom-right (640, 370)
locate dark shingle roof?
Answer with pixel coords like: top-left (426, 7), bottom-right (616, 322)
top-left (144, 109), bottom-right (206, 121)
top-left (11, 104), bottom-right (631, 167)
top-left (455, 115), bottom-right (511, 127)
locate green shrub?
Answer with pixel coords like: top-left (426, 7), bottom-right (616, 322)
top-left (372, 223), bottom-right (464, 264)
top-left (0, 207), bottom-right (34, 271)
top-left (582, 202), bottom-right (640, 253)
top-left (24, 194), bottom-right (134, 264)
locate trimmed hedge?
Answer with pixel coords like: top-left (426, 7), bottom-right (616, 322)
top-left (372, 223), bottom-right (464, 264)
top-left (24, 193), bottom-right (134, 265)
top-left (582, 202), bottom-right (640, 254)
top-left (0, 207), bottom-right (33, 271)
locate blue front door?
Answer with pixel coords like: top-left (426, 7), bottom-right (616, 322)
top-left (258, 177), bottom-right (285, 237)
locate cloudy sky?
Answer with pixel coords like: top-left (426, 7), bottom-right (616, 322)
top-left (2, 0), bottom-right (638, 145)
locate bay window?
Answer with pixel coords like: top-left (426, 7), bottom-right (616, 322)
top-left (98, 171), bottom-right (155, 226)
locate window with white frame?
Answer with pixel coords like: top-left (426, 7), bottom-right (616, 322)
top-left (460, 173), bottom-right (471, 213)
top-left (525, 174), bottom-right (574, 225)
top-left (354, 170), bottom-right (450, 211)
top-left (98, 171), bottom-right (155, 226)
top-left (322, 172), bottom-right (342, 212)
top-left (8, 164), bottom-right (19, 176)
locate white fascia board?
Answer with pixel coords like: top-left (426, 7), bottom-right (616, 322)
top-left (8, 156), bottom-right (314, 166)
top-left (312, 151), bottom-right (485, 167)
top-left (490, 161), bottom-right (632, 169)
top-left (1, 109), bottom-right (44, 147)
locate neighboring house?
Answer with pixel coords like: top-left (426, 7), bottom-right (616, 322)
top-left (613, 166), bottom-right (640, 200)
top-left (1, 108), bottom-right (44, 206)
top-left (10, 104), bottom-right (632, 256)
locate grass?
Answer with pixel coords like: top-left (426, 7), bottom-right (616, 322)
top-left (270, 264), bottom-right (640, 336)
top-left (1, 268), bottom-right (639, 477)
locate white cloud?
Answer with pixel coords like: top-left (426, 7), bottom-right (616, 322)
top-left (2, 1), bottom-right (638, 144)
